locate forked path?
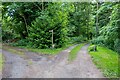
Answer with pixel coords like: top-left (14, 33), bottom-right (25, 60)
top-left (2, 44), bottom-right (104, 78)
top-left (39, 44), bottom-right (104, 78)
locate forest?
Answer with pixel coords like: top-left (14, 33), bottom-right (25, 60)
top-left (0, 1), bottom-right (120, 78)
top-left (1, 2), bottom-right (120, 52)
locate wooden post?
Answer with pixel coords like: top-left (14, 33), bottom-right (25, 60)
top-left (49, 30), bottom-right (54, 48)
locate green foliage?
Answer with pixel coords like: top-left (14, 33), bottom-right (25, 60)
top-left (28, 3), bottom-right (73, 49)
top-left (2, 16), bottom-right (14, 41)
top-left (10, 39), bottom-right (29, 47)
top-left (102, 26), bottom-right (117, 49)
top-left (89, 45), bottom-right (119, 78)
top-left (98, 2), bottom-right (113, 28)
top-left (2, 2), bottom-right (119, 52)
top-left (114, 39), bottom-right (120, 54)
top-left (2, 30), bottom-right (13, 41)
top-left (2, 2), bottom-right (49, 39)
top-left (91, 36), bottom-right (104, 45)
top-left (69, 35), bottom-right (87, 43)
top-left (28, 13), bottom-right (51, 48)
top-left (92, 3), bottom-right (120, 52)
top-left (2, 2), bottom-right (75, 48)
top-left (68, 2), bottom-right (93, 39)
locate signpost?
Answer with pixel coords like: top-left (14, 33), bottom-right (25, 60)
top-left (49, 30), bottom-right (54, 48)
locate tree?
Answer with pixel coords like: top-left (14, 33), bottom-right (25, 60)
top-left (68, 2), bottom-right (93, 40)
top-left (28, 2), bottom-right (74, 48)
top-left (94, 2), bottom-right (120, 52)
top-left (2, 2), bottom-right (49, 39)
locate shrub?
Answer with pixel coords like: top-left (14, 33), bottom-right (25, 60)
top-left (10, 39), bottom-right (29, 47)
top-left (70, 35), bottom-right (87, 43)
top-left (2, 30), bottom-right (14, 41)
top-left (91, 36), bottom-right (104, 46)
top-left (114, 39), bottom-right (120, 54)
top-left (28, 8), bottom-right (68, 49)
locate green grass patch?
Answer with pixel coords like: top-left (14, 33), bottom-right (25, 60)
top-left (88, 45), bottom-right (119, 78)
top-left (0, 53), bottom-right (3, 71)
top-left (26, 44), bottom-right (74, 55)
top-left (68, 43), bottom-right (85, 61)
top-left (0, 43), bottom-right (2, 49)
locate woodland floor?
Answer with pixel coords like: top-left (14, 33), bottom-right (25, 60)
top-left (1, 44), bottom-right (104, 78)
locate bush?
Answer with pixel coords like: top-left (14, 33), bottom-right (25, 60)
top-left (91, 36), bottom-right (120, 53)
top-left (91, 36), bottom-right (104, 46)
top-left (114, 39), bottom-right (120, 54)
top-left (2, 30), bottom-right (14, 41)
top-left (69, 35), bottom-right (87, 43)
top-left (28, 9), bottom-right (68, 49)
top-left (10, 39), bottom-right (29, 47)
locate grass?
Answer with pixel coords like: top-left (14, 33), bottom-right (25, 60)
top-left (0, 43), bottom-right (2, 49)
top-left (0, 43), bottom-right (3, 71)
top-left (2, 46), bottom-right (25, 56)
top-left (3, 43), bottom-right (74, 56)
top-left (88, 45), bottom-right (119, 78)
top-left (26, 43), bottom-right (74, 55)
top-left (68, 43), bottom-right (85, 61)
top-left (0, 53), bottom-right (3, 71)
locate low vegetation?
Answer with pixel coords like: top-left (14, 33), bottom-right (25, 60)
top-left (68, 43), bottom-right (85, 61)
top-left (26, 44), bottom-right (74, 55)
top-left (88, 45), bottom-right (119, 78)
top-left (2, 43), bottom-right (74, 56)
top-left (2, 45), bottom-right (25, 56)
top-left (0, 53), bottom-right (3, 71)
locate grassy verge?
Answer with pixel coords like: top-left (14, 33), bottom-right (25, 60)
top-left (0, 53), bottom-right (3, 71)
top-left (3, 43), bottom-right (74, 56)
top-left (68, 43), bottom-right (85, 61)
top-left (0, 43), bottom-right (2, 49)
top-left (2, 46), bottom-right (25, 56)
top-left (88, 45), bottom-right (119, 78)
top-left (26, 43), bottom-right (74, 55)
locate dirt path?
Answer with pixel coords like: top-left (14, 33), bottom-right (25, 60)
top-left (2, 50), bottom-right (28, 78)
top-left (69, 44), bottom-right (104, 78)
top-left (36, 44), bottom-right (104, 78)
top-left (24, 45), bottom-right (77, 78)
top-left (2, 44), bottom-right (104, 78)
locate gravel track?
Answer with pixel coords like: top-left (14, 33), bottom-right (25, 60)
top-left (2, 44), bottom-right (104, 78)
